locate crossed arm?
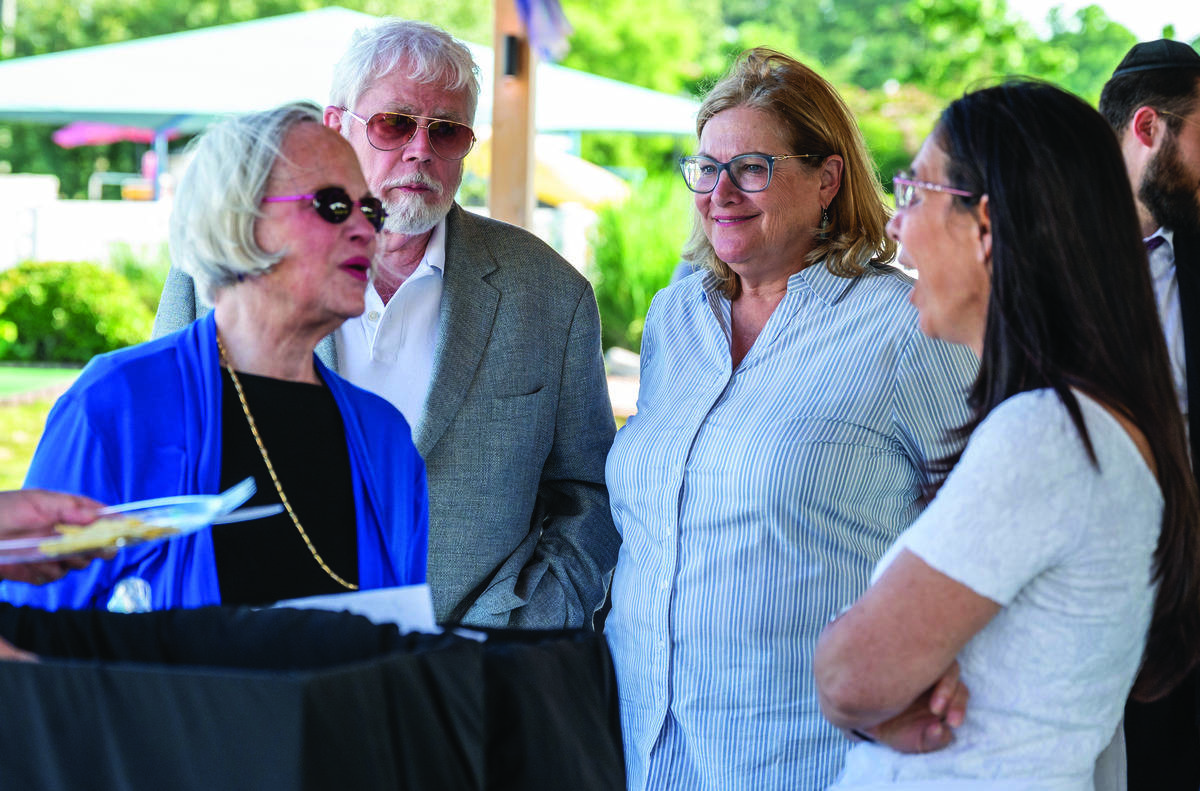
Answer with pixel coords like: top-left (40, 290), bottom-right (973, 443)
top-left (814, 548), bottom-right (1001, 751)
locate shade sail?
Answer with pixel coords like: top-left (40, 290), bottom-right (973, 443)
top-left (0, 7), bottom-right (700, 137)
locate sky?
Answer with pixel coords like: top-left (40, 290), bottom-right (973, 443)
top-left (1006, 0), bottom-right (1200, 43)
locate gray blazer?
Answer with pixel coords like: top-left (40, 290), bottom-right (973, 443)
top-left (153, 205), bottom-right (619, 628)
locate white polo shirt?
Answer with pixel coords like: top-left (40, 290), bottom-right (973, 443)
top-left (334, 218), bottom-right (447, 429)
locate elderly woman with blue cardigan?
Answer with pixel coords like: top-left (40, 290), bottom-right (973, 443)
top-left (0, 102), bottom-right (428, 611)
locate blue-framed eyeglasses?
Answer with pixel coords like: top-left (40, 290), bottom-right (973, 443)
top-left (679, 153), bottom-right (823, 194)
top-left (892, 170), bottom-right (977, 209)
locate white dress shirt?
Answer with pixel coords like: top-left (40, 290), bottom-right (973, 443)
top-left (334, 218), bottom-right (447, 429)
top-left (1146, 227), bottom-right (1189, 432)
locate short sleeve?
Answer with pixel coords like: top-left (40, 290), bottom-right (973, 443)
top-left (896, 391), bottom-right (1096, 605)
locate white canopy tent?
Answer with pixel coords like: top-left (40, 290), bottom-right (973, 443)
top-left (0, 6), bottom-right (700, 199)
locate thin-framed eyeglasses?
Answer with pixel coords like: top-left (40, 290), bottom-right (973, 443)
top-left (262, 186), bottom-right (387, 232)
top-left (1158, 109), bottom-right (1200, 132)
top-left (892, 171), bottom-right (977, 209)
top-left (679, 153), bottom-right (824, 194)
top-left (341, 108), bottom-right (476, 160)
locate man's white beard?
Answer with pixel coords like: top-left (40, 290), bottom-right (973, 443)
top-left (381, 173), bottom-right (458, 235)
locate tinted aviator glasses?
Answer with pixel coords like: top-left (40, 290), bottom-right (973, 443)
top-left (892, 171), bottom-right (977, 209)
top-left (262, 186), bottom-right (387, 232)
top-left (342, 109), bottom-right (476, 160)
top-left (679, 153), bottom-right (822, 193)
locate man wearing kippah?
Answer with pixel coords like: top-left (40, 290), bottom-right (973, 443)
top-left (1100, 37), bottom-right (1200, 791)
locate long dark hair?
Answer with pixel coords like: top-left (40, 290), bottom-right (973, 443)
top-left (936, 80), bottom-right (1200, 701)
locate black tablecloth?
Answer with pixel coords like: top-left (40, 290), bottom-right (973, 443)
top-left (0, 605), bottom-right (623, 790)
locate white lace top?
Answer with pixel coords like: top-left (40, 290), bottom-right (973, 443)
top-left (832, 390), bottom-right (1162, 790)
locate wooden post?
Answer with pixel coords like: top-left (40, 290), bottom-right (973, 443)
top-left (489, 0), bottom-right (535, 228)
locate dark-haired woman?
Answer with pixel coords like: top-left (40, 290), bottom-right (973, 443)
top-left (813, 80), bottom-right (1200, 789)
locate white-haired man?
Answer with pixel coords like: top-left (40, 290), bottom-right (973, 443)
top-left (153, 19), bottom-right (618, 629)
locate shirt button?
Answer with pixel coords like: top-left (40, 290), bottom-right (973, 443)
top-left (658, 580), bottom-right (669, 591)
top-left (367, 310), bottom-right (380, 322)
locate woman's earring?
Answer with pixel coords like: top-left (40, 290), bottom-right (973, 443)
top-left (818, 206), bottom-right (831, 239)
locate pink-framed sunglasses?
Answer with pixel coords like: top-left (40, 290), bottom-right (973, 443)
top-left (262, 186), bottom-right (386, 232)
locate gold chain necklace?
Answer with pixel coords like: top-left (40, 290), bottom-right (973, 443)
top-left (216, 334), bottom-right (358, 591)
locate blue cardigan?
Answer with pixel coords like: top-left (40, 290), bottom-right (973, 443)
top-left (1, 312), bottom-right (428, 610)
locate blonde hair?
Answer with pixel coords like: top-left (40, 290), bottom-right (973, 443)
top-left (682, 48), bottom-right (896, 299)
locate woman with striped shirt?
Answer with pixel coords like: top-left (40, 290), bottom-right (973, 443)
top-left (603, 48), bottom-right (978, 790)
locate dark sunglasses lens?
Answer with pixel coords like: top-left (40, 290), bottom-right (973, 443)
top-left (312, 188), bottom-right (386, 231)
top-left (312, 187), bottom-right (353, 223)
top-left (427, 121), bottom-right (473, 158)
top-left (368, 113), bottom-right (418, 148)
top-left (360, 197), bottom-right (386, 232)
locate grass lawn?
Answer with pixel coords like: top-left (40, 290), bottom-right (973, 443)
top-left (0, 365), bottom-right (77, 487)
top-left (0, 365), bottom-right (80, 397)
top-left (0, 399), bottom-right (54, 488)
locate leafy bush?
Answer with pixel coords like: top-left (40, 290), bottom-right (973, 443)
top-left (0, 260), bottom-right (153, 362)
top-left (588, 171), bottom-right (693, 352)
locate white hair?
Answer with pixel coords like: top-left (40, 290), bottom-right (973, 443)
top-left (329, 18), bottom-right (480, 124)
top-left (168, 102), bottom-right (322, 304)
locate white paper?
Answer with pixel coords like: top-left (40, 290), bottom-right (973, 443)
top-left (272, 583), bottom-right (438, 634)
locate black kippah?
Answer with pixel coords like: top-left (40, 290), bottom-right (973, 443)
top-left (1112, 38), bottom-right (1200, 77)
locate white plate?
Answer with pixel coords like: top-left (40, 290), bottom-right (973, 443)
top-left (0, 478), bottom-right (281, 564)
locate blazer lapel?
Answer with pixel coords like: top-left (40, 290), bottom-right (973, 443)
top-left (414, 205), bottom-right (499, 456)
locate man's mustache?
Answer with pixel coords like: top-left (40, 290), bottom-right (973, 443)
top-left (380, 172), bottom-right (444, 198)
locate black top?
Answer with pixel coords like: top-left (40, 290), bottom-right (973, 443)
top-left (213, 369), bottom-right (358, 606)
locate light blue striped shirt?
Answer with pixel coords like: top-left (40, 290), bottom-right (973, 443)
top-left (605, 263), bottom-right (977, 790)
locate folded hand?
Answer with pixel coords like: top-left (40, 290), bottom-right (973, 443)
top-left (861, 660), bottom-right (968, 753)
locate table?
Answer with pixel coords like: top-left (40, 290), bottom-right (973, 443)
top-left (0, 604), bottom-right (624, 790)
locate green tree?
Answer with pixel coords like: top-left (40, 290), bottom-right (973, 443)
top-left (1035, 5), bottom-right (1136, 103)
top-left (706, 0), bottom-right (1157, 179)
top-left (589, 171), bottom-right (692, 351)
top-left (560, 0), bottom-right (721, 95)
top-left (556, 0), bottom-right (724, 175)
